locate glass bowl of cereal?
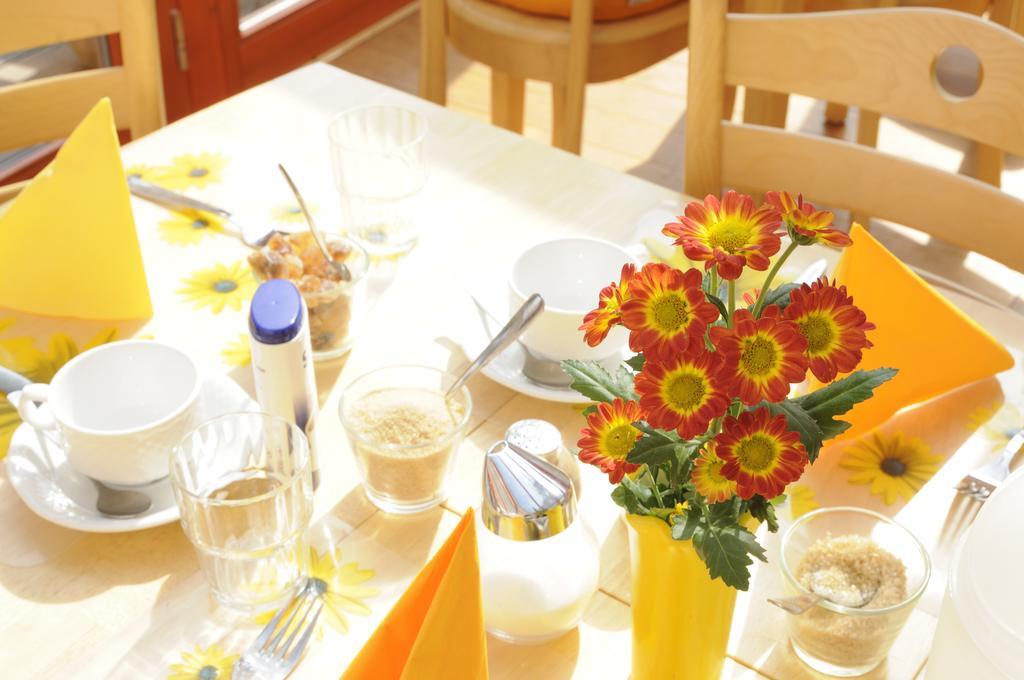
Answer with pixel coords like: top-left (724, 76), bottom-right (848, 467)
top-left (779, 507), bottom-right (930, 677)
top-left (338, 365), bottom-right (472, 514)
top-left (248, 231), bottom-right (369, 360)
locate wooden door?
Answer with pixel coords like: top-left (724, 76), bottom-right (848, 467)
top-left (156, 0), bottom-right (411, 121)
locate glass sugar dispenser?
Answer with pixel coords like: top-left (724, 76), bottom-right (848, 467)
top-left (477, 440), bottom-right (599, 644)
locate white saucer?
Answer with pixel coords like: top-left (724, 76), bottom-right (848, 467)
top-left (458, 279), bottom-right (630, 405)
top-left (4, 374), bottom-right (258, 533)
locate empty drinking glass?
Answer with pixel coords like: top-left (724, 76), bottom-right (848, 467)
top-left (328, 105), bottom-right (427, 256)
top-left (170, 413), bottom-right (314, 612)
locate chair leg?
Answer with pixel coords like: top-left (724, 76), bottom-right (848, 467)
top-left (743, 89), bottom-right (788, 128)
top-left (419, 0), bottom-right (447, 104)
top-left (491, 71), bottom-right (525, 133)
top-left (551, 82), bottom-right (584, 154)
top-left (973, 144), bottom-right (1003, 187)
top-left (824, 102), bottom-right (849, 126)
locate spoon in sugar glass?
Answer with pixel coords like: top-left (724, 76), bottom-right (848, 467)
top-left (768, 568), bottom-right (879, 615)
top-left (446, 294), bottom-right (545, 398)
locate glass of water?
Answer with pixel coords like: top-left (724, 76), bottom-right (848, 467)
top-left (170, 412), bottom-right (314, 612)
top-left (328, 105), bottom-right (427, 256)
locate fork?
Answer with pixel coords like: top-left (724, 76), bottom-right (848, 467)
top-left (956, 430), bottom-right (1023, 501)
top-left (939, 430), bottom-right (1023, 549)
top-left (233, 578), bottom-right (325, 680)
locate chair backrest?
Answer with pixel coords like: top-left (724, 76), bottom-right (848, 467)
top-left (0, 0), bottom-right (165, 151)
top-left (684, 2), bottom-right (1024, 273)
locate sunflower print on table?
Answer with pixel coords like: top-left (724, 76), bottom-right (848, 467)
top-left (167, 643), bottom-right (237, 680)
top-left (967, 401), bottom-right (1022, 452)
top-left (0, 322), bottom-right (118, 458)
top-left (157, 153), bottom-right (228, 190)
top-left (125, 163), bottom-right (165, 184)
top-left (254, 547), bottom-right (379, 635)
top-left (840, 432), bottom-right (943, 505)
top-left (271, 201), bottom-right (318, 223)
top-left (221, 333), bottom-right (252, 367)
top-left (158, 209), bottom-right (226, 246)
top-left (786, 483), bottom-right (821, 520)
top-left (178, 261), bottom-right (256, 314)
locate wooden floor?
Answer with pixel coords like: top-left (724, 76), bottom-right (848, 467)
top-left (327, 6), bottom-right (1024, 306)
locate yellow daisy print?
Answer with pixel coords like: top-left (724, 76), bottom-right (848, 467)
top-left (178, 261), bottom-right (256, 314)
top-left (967, 401), bottom-right (1022, 452)
top-left (221, 333), bottom-right (251, 367)
top-left (786, 483), bottom-right (821, 519)
top-left (0, 326), bottom-right (118, 458)
top-left (840, 432), bottom-right (943, 505)
top-left (160, 153), bottom-right (228, 189)
top-left (167, 643), bottom-right (237, 680)
top-left (159, 209), bottom-right (225, 246)
top-left (271, 202), bottom-right (317, 223)
top-left (125, 163), bottom-right (165, 183)
top-left (255, 547), bottom-right (379, 635)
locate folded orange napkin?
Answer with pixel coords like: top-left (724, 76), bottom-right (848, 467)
top-left (830, 223), bottom-right (1013, 439)
top-left (0, 98), bottom-right (152, 320)
top-left (342, 509), bottom-right (489, 680)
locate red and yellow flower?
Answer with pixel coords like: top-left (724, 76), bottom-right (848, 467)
top-left (662, 191), bottom-right (781, 280)
top-left (711, 306), bottom-right (808, 405)
top-left (715, 408), bottom-right (808, 499)
top-left (619, 264), bottom-right (719, 360)
top-left (765, 191), bottom-right (852, 247)
top-left (577, 399), bottom-right (643, 483)
top-left (691, 443), bottom-right (737, 503)
top-left (580, 263), bottom-right (636, 347)
top-left (635, 351), bottom-right (730, 439)
top-left (784, 278), bottom-right (875, 382)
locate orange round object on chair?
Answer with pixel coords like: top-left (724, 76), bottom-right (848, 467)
top-left (489, 0), bottom-right (680, 21)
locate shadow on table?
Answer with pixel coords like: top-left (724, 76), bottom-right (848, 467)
top-left (0, 517), bottom-right (194, 604)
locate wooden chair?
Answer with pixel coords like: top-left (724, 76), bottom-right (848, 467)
top-left (420, 0), bottom-right (693, 154)
top-left (0, 0), bottom-right (165, 201)
top-left (685, 3), bottom-right (1024, 273)
top-left (742, 0), bottom-right (1021, 188)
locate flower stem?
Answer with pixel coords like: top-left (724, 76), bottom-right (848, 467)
top-left (752, 241), bottom-right (799, 317)
top-left (645, 465), bottom-right (665, 508)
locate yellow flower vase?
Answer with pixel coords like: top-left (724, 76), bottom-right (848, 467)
top-left (626, 514), bottom-right (740, 680)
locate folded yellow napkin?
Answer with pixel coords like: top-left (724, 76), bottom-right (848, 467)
top-left (0, 98), bottom-right (152, 320)
top-left (831, 223), bottom-right (1013, 439)
top-left (342, 509), bottom-right (489, 680)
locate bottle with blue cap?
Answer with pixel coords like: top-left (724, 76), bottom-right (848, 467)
top-left (249, 279), bottom-right (320, 488)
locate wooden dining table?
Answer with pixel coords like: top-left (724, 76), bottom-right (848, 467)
top-left (1, 63), bottom-right (1022, 679)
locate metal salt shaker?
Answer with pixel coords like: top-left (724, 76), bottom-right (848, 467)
top-left (477, 440), bottom-right (599, 643)
top-left (505, 419), bottom-right (581, 498)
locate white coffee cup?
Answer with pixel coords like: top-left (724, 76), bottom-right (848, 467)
top-left (8, 340), bottom-right (202, 486)
top-left (509, 237), bottom-right (638, 362)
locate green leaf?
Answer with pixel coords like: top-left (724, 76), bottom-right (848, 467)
top-left (749, 283), bottom-right (798, 315)
top-left (581, 404), bottom-right (597, 417)
top-left (796, 368), bottom-right (898, 441)
top-left (692, 521), bottom-right (757, 591)
top-left (760, 399), bottom-right (825, 462)
top-left (746, 495), bottom-right (780, 533)
top-left (561, 359), bottom-right (638, 404)
top-left (672, 508), bottom-right (701, 541)
top-left (611, 482), bottom-right (652, 515)
top-left (706, 293), bottom-right (729, 320)
top-left (627, 432), bottom-right (681, 465)
top-left (625, 354), bottom-right (645, 372)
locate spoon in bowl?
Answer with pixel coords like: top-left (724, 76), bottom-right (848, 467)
top-left (277, 163), bottom-right (352, 282)
top-left (768, 568), bottom-right (879, 615)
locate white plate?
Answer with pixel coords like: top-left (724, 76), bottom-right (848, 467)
top-left (4, 374), bottom-right (258, 533)
top-left (458, 276), bottom-right (631, 404)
